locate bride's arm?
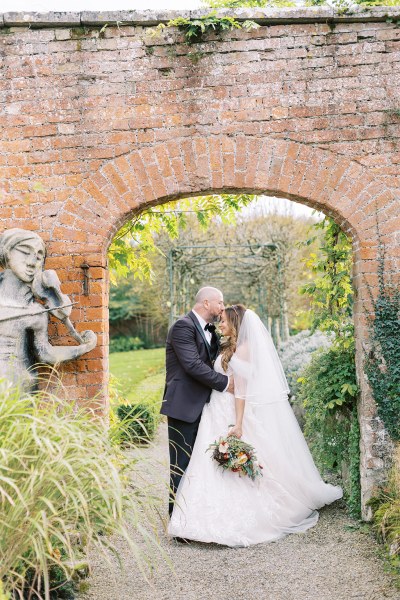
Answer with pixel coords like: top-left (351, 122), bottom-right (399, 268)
top-left (228, 397), bottom-right (244, 439)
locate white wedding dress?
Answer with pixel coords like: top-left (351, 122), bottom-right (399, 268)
top-left (168, 310), bottom-right (343, 547)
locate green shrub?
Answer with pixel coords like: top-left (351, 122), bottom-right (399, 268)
top-left (297, 345), bottom-right (361, 517)
top-left (109, 370), bottom-right (163, 446)
top-left (23, 562), bottom-right (79, 599)
top-left (109, 336), bottom-right (144, 353)
top-left (298, 216), bottom-right (360, 516)
top-left (116, 403), bottom-right (159, 444)
top-left (0, 380), bottom-right (159, 599)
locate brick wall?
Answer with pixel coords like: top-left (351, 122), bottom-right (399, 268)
top-left (0, 8), bottom-right (399, 515)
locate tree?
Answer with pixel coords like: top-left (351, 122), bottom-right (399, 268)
top-left (108, 195), bottom-right (254, 284)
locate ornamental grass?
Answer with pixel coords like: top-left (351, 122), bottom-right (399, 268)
top-left (372, 444), bottom-right (400, 562)
top-left (0, 379), bottom-right (161, 599)
top-left (368, 443), bottom-right (400, 581)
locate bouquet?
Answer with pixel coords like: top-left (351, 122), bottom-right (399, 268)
top-left (207, 433), bottom-right (263, 481)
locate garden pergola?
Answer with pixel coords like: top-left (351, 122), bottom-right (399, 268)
top-left (166, 243), bottom-right (290, 345)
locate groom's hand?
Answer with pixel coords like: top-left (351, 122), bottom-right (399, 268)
top-left (227, 377), bottom-right (234, 394)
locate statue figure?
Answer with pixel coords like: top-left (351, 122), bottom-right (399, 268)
top-left (0, 228), bottom-right (97, 391)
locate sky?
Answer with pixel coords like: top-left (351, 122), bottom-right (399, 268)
top-left (1, 0), bottom-right (203, 12)
top-left (244, 197), bottom-right (321, 220)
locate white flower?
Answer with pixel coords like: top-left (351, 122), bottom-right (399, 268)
top-left (237, 452), bottom-right (248, 465)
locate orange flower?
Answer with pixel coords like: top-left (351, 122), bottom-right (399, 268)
top-left (237, 452), bottom-right (248, 465)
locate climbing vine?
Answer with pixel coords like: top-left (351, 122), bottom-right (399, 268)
top-left (298, 217), bottom-right (360, 517)
top-left (364, 242), bottom-right (400, 442)
top-left (300, 217), bottom-right (354, 348)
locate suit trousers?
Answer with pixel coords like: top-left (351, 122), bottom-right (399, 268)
top-left (167, 414), bottom-right (201, 517)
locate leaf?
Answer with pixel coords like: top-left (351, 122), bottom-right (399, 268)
top-left (243, 20), bottom-right (260, 30)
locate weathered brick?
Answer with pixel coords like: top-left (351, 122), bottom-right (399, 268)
top-left (1, 13), bottom-right (399, 510)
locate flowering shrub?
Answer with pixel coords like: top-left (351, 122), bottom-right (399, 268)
top-left (279, 330), bottom-right (331, 398)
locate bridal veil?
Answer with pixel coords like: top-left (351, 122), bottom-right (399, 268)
top-left (229, 309), bottom-right (342, 515)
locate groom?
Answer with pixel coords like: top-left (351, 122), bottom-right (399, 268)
top-left (161, 287), bottom-right (232, 517)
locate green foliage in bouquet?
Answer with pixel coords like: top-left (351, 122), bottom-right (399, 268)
top-left (0, 380), bottom-right (160, 599)
top-left (207, 434), bottom-right (263, 480)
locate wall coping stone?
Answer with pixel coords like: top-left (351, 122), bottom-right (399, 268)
top-left (1, 6), bottom-right (400, 28)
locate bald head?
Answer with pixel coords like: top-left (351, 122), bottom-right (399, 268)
top-left (195, 286), bottom-right (222, 304)
top-left (193, 287), bottom-right (225, 322)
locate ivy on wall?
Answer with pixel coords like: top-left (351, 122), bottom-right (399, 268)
top-left (365, 243), bottom-right (400, 442)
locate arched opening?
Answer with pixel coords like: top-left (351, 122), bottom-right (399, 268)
top-left (50, 136), bottom-right (397, 517)
top-left (107, 190), bottom-right (360, 517)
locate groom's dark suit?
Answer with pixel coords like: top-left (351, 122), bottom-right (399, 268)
top-left (161, 311), bottom-right (228, 515)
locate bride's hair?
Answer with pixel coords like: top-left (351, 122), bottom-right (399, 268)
top-left (220, 304), bottom-right (246, 372)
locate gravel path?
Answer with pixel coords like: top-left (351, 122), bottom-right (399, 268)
top-left (81, 422), bottom-right (399, 600)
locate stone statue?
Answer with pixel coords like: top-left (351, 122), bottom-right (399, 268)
top-left (0, 228), bottom-right (97, 391)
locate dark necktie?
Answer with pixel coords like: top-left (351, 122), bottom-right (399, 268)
top-left (204, 323), bottom-right (216, 334)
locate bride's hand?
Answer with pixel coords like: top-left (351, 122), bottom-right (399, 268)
top-left (228, 424), bottom-right (242, 438)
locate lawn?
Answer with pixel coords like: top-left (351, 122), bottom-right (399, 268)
top-left (110, 347), bottom-right (165, 406)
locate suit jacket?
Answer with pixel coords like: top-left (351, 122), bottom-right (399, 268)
top-left (160, 311), bottom-right (229, 423)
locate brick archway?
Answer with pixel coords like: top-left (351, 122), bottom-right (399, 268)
top-left (57, 135), bottom-right (393, 253)
top-left (1, 10), bottom-right (399, 518)
top-left (36, 135), bottom-right (395, 517)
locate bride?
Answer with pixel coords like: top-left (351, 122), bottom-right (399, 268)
top-left (168, 304), bottom-right (343, 547)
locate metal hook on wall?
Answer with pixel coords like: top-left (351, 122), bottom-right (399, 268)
top-left (81, 263), bottom-right (90, 296)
